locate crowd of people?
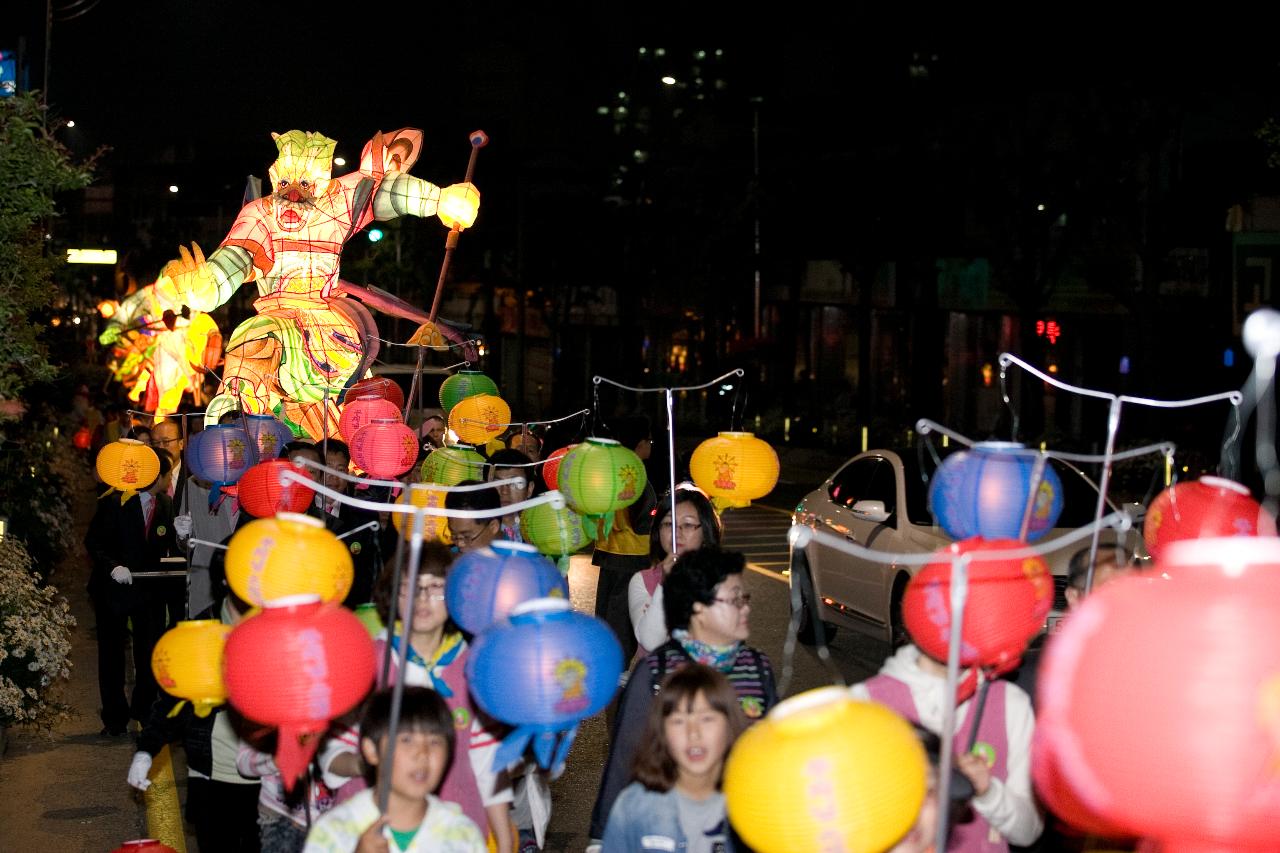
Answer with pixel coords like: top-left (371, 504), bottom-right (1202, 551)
top-left (73, 388), bottom-right (1144, 853)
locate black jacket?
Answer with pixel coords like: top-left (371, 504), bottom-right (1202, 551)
top-left (84, 491), bottom-right (178, 610)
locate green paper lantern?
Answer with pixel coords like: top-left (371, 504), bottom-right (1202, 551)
top-left (439, 370), bottom-right (499, 416)
top-left (420, 444), bottom-right (487, 486)
top-left (556, 437), bottom-right (648, 539)
top-left (353, 602), bottom-right (383, 637)
top-left (520, 501), bottom-right (590, 559)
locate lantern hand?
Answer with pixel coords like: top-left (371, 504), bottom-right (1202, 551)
top-left (159, 242), bottom-right (221, 313)
top-left (437, 181), bottom-right (480, 231)
top-left (406, 321), bottom-right (448, 349)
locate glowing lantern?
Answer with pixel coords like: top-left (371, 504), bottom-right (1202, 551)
top-left (185, 424), bottom-right (252, 506)
top-left (420, 444), bottom-right (486, 486)
top-left (466, 598), bottom-right (622, 772)
top-left (555, 438), bottom-right (648, 538)
top-left (724, 688), bottom-right (927, 853)
top-left (235, 459), bottom-right (315, 518)
top-left (151, 620), bottom-right (230, 717)
top-left (445, 542), bottom-right (569, 635)
top-left (541, 444), bottom-right (576, 491)
top-left (520, 501), bottom-right (589, 561)
top-left (346, 375), bottom-right (404, 411)
top-left (903, 537), bottom-right (1052, 672)
top-left (225, 513), bottom-right (353, 605)
top-left (72, 425), bottom-right (92, 450)
top-left (448, 393), bottom-right (511, 446)
top-left (928, 442), bottom-right (1064, 542)
top-left (392, 485), bottom-right (452, 544)
top-left (354, 602), bottom-right (383, 637)
top-left (1036, 542), bottom-right (1280, 849)
top-left (111, 842), bottom-right (178, 853)
top-left (224, 596), bottom-right (375, 790)
top-left (1142, 475), bottom-right (1277, 561)
top-left (338, 396), bottom-right (402, 444)
top-left (350, 418), bottom-right (418, 478)
top-left (689, 431), bottom-right (780, 510)
top-left (241, 413), bottom-right (296, 461)
top-left (439, 369), bottom-right (499, 416)
top-left (96, 438), bottom-right (161, 502)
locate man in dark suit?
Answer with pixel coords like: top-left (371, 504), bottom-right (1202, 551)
top-left (316, 439), bottom-right (384, 607)
top-left (85, 454), bottom-right (179, 736)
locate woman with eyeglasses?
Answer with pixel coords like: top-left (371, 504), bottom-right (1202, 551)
top-left (628, 488), bottom-right (722, 657)
top-left (588, 547), bottom-right (777, 847)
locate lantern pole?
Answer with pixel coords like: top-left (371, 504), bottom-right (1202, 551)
top-left (935, 551), bottom-right (969, 853)
top-left (666, 388), bottom-right (678, 555)
top-left (427, 131), bottom-right (489, 326)
top-left (377, 507), bottom-right (427, 817)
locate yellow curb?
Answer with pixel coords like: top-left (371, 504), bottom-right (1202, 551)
top-left (143, 745), bottom-right (188, 852)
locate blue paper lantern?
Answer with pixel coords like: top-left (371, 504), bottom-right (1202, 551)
top-left (467, 598), bottom-right (622, 772)
top-left (241, 413), bottom-right (297, 462)
top-left (186, 424), bottom-right (252, 507)
top-left (445, 541), bottom-right (569, 636)
top-left (928, 442), bottom-right (1064, 542)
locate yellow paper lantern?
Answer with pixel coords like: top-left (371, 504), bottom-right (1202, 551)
top-left (724, 687), bottom-right (927, 853)
top-left (392, 485), bottom-right (453, 544)
top-left (151, 619), bottom-right (230, 717)
top-left (95, 438), bottom-right (161, 500)
top-left (225, 512), bottom-right (354, 606)
top-left (448, 393), bottom-right (511, 446)
top-left (689, 431), bottom-right (780, 510)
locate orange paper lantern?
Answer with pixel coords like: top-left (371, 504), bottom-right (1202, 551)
top-left (151, 620), bottom-right (230, 717)
top-left (689, 431), bottom-right (780, 510)
top-left (96, 438), bottom-right (161, 497)
top-left (225, 513), bottom-right (353, 605)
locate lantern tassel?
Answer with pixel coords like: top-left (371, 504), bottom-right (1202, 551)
top-left (556, 555), bottom-right (570, 577)
top-left (165, 700), bottom-right (187, 719)
top-left (492, 726), bottom-right (578, 776)
top-left (276, 725), bottom-right (323, 793)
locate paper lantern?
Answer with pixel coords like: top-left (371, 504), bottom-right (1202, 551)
top-left (520, 500), bottom-right (589, 558)
top-left (1033, 727), bottom-right (1133, 842)
top-left (338, 396), bottom-right (402, 444)
top-left (556, 437), bottom-right (648, 538)
top-left (903, 537), bottom-right (1052, 672)
top-left (111, 842), bottom-right (178, 853)
top-left (439, 369), bottom-right (499, 415)
top-left (224, 596), bottom-right (375, 790)
top-left (928, 442), bottom-right (1064, 542)
top-left (1037, 543), bottom-right (1280, 849)
top-left (1143, 475), bottom-right (1277, 561)
top-left (236, 459), bottom-right (315, 518)
top-left (241, 413), bottom-right (295, 461)
top-left (185, 424), bottom-right (252, 504)
top-left (72, 425), bottom-right (92, 450)
top-left (151, 620), bottom-right (230, 717)
top-left (350, 418), bottom-right (417, 478)
top-left (346, 375), bottom-right (405, 411)
top-left (96, 438), bottom-right (161, 499)
top-left (689, 431), bottom-right (780, 510)
top-left (392, 485), bottom-right (452, 544)
top-left (541, 444), bottom-right (576, 491)
top-left (420, 444), bottom-right (487, 486)
top-left (446, 541), bottom-right (569, 635)
top-left (225, 513), bottom-right (353, 605)
top-left (724, 687), bottom-right (927, 853)
top-left (353, 602), bottom-right (383, 637)
top-left (466, 598), bottom-right (622, 772)
top-left (448, 393), bottom-right (511, 446)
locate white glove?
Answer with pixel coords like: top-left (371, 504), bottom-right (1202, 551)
top-left (127, 752), bottom-right (153, 790)
top-left (173, 514), bottom-right (193, 539)
top-left (111, 565), bottom-right (132, 585)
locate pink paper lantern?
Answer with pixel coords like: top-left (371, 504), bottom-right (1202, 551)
top-left (350, 418), bottom-right (417, 478)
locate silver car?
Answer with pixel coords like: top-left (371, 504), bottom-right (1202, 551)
top-left (790, 448), bottom-right (1140, 646)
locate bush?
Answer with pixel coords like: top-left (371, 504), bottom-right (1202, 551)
top-left (0, 538), bottom-right (74, 729)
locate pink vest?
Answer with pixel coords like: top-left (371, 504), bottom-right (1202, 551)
top-left (864, 674), bottom-right (1009, 853)
top-left (371, 638), bottom-right (489, 836)
top-left (635, 565), bottom-right (665, 658)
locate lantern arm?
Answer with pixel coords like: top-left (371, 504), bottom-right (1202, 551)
top-left (281, 468), bottom-right (565, 519)
top-left (593, 368), bottom-right (745, 395)
top-left (336, 519), bottom-right (380, 540)
top-left (915, 420), bottom-right (1177, 467)
top-left (291, 457), bottom-right (527, 494)
top-left (334, 279), bottom-right (477, 359)
top-left (789, 510), bottom-right (1133, 567)
top-left (450, 408), bottom-right (591, 434)
top-left (998, 353), bottom-right (1244, 410)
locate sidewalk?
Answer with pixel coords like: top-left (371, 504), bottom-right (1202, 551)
top-left (0, 484), bottom-right (153, 853)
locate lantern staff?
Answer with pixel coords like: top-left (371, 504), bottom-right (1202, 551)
top-left (593, 369), bottom-right (746, 558)
top-left (996, 353), bottom-right (1241, 594)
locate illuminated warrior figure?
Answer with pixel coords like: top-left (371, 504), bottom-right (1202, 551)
top-left (156, 128), bottom-right (479, 439)
top-left (99, 282), bottom-right (223, 420)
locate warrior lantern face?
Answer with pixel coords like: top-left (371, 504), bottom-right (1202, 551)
top-left (267, 130), bottom-right (337, 231)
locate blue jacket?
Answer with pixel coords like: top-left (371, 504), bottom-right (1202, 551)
top-left (602, 783), bottom-right (736, 852)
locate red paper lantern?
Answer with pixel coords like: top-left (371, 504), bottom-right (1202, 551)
top-left (902, 537), bottom-right (1053, 672)
top-left (111, 842), bottom-right (178, 853)
top-left (542, 444), bottom-right (576, 491)
top-left (224, 596), bottom-right (375, 790)
top-left (1032, 728), bottom-right (1134, 842)
top-left (236, 459), bottom-right (315, 518)
top-left (72, 425), bottom-right (92, 450)
top-left (1037, 544), bottom-right (1280, 850)
top-left (1143, 475), bottom-right (1277, 561)
top-left (346, 375), bottom-right (405, 411)
top-left (338, 396), bottom-right (402, 444)
top-left (350, 418), bottom-right (417, 478)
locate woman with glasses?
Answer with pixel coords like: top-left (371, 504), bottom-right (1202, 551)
top-left (628, 487), bottom-right (722, 657)
top-left (588, 547), bottom-right (777, 847)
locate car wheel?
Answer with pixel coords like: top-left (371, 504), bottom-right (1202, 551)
top-left (889, 574), bottom-right (910, 649)
top-left (792, 551), bottom-right (836, 646)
